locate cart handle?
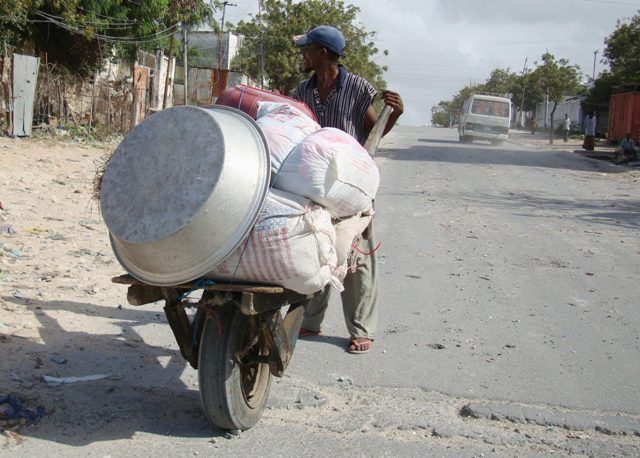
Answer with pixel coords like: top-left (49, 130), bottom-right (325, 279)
top-left (363, 104), bottom-right (393, 157)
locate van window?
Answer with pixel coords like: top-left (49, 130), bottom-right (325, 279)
top-left (471, 99), bottom-right (509, 118)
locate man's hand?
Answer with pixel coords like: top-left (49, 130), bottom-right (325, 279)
top-left (381, 90), bottom-right (404, 117)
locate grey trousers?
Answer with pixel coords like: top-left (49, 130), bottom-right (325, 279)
top-left (301, 228), bottom-right (378, 339)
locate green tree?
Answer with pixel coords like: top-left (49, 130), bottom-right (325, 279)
top-left (603, 12), bottom-right (640, 82)
top-left (585, 12), bottom-right (640, 117)
top-left (513, 70), bottom-right (546, 114)
top-left (434, 56), bottom-right (584, 137)
top-left (0, 0), bottom-right (217, 76)
top-left (482, 68), bottom-right (517, 96)
top-left (431, 101), bottom-right (452, 127)
top-left (231, 0), bottom-right (387, 96)
top-left (531, 52), bottom-right (582, 144)
top-left (0, 0), bottom-right (41, 48)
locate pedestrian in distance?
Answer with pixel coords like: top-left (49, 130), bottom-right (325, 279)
top-left (563, 113), bottom-right (571, 143)
top-left (614, 133), bottom-right (638, 164)
top-left (582, 110), bottom-right (597, 151)
top-left (292, 25), bottom-right (404, 354)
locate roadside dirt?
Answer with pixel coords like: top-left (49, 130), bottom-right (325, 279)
top-left (0, 136), bottom-right (130, 443)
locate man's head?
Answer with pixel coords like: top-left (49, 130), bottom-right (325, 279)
top-left (294, 25), bottom-right (345, 72)
top-left (564, 114), bottom-right (568, 118)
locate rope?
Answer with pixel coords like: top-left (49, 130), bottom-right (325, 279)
top-left (351, 241), bottom-right (380, 256)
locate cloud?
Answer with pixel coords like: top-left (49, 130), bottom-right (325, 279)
top-left (226, 0), bottom-right (639, 125)
top-left (348, 0), bottom-right (637, 125)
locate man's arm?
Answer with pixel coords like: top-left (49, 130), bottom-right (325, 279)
top-left (364, 90), bottom-right (404, 138)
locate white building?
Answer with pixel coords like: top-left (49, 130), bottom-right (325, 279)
top-left (188, 31), bottom-right (245, 70)
top-left (535, 96), bottom-right (584, 130)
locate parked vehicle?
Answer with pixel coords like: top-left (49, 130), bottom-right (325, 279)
top-left (458, 94), bottom-right (512, 145)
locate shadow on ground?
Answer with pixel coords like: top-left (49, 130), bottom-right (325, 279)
top-left (416, 138), bottom-right (461, 145)
top-left (454, 191), bottom-right (640, 230)
top-left (380, 141), bottom-right (625, 174)
top-left (0, 296), bottom-right (228, 446)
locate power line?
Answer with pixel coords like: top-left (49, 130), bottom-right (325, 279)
top-left (76, 6), bottom-right (139, 25)
top-left (34, 10), bottom-right (179, 44)
top-left (35, 9), bottom-right (139, 27)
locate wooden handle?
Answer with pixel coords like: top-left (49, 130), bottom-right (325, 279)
top-left (364, 104), bottom-right (393, 157)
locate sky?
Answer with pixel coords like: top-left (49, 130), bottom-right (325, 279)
top-left (224, 0), bottom-right (640, 126)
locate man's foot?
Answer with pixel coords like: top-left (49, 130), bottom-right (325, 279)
top-left (298, 327), bottom-right (321, 338)
top-left (348, 337), bottom-right (372, 354)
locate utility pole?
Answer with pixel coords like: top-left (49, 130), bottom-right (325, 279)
top-left (258, 1), bottom-right (265, 89)
top-left (592, 50), bottom-right (598, 80)
top-left (518, 56), bottom-right (528, 128)
top-left (217, 1), bottom-right (237, 70)
top-left (544, 90), bottom-right (549, 129)
top-left (183, 26), bottom-right (189, 105)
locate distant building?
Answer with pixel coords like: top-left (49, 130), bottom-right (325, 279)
top-left (173, 31), bottom-right (257, 105)
top-left (188, 31), bottom-right (245, 70)
top-left (535, 96), bottom-right (584, 130)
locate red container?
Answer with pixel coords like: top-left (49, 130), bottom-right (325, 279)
top-left (216, 85), bottom-right (317, 121)
top-left (607, 92), bottom-right (640, 143)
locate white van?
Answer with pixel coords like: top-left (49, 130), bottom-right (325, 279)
top-left (458, 94), bottom-right (512, 144)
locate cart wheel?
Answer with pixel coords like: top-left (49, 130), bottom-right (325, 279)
top-left (198, 306), bottom-right (271, 431)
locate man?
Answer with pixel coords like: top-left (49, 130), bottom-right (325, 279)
top-left (292, 25), bottom-right (404, 354)
top-left (615, 133), bottom-right (638, 164)
top-left (562, 114), bottom-right (571, 143)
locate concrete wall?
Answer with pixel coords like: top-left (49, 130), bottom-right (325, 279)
top-left (188, 32), bottom-right (244, 70)
top-left (536, 96), bottom-right (583, 129)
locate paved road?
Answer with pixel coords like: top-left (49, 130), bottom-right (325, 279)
top-left (11, 127), bottom-right (640, 456)
top-left (295, 126), bottom-right (639, 412)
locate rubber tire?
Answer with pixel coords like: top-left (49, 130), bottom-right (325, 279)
top-left (198, 306), bottom-right (271, 430)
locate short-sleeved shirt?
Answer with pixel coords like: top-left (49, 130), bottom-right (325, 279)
top-left (295, 65), bottom-right (377, 145)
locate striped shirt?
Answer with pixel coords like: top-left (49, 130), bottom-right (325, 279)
top-left (295, 65), bottom-right (377, 145)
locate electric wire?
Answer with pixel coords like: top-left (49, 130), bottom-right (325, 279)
top-left (34, 10), bottom-right (180, 44)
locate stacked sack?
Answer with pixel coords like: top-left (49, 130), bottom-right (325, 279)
top-left (214, 102), bottom-right (378, 294)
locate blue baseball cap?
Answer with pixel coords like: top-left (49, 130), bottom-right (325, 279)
top-left (294, 25), bottom-right (346, 57)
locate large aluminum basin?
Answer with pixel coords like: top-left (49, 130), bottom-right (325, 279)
top-left (100, 105), bottom-right (270, 286)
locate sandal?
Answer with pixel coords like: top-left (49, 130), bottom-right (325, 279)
top-left (298, 327), bottom-right (321, 338)
top-left (348, 337), bottom-right (372, 354)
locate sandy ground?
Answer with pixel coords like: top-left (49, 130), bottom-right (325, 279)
top-left (0, 136), bottom-right (130, 439)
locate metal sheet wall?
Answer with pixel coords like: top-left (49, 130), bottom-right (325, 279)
top-left (12, 54), bottom-right (40, 137)
top-left (607, 92), bottom-right (640, 143)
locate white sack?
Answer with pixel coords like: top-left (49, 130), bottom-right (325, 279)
top-left (256, 102), bottom-right (321, 179)
top-left (332, 212), bottom-right (373, 281)
top-left (271, 127), bottom-right (379, 217)
top-left (209, 188), bottom-right (341, 295)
